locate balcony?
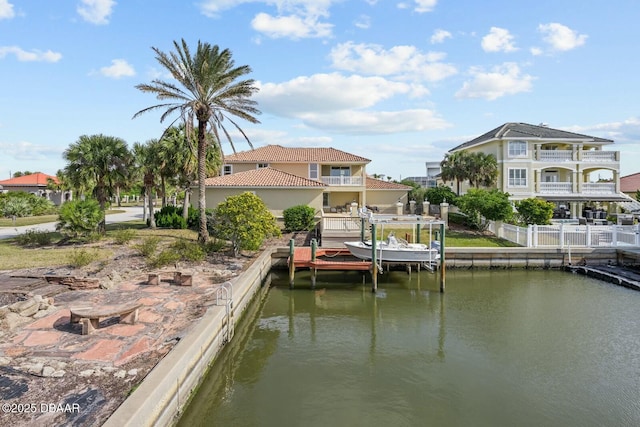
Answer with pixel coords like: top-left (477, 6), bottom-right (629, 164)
top-left (581, 151), bottom-right (617, 162)
top-left (539, 182), bottom-right (617, 195)
top-left (320, 176), bottom-right (364, 186)
top-left (538, 151), bottom-right (573, 162)
top-left (535, 149), bottom-right (618, 163)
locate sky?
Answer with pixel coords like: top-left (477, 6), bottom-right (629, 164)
top-left (1, 0), bottom-right (640, 182)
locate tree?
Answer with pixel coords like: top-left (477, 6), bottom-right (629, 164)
top-left (425, 185), bottom-right (458, 205)
top-left (457, 188), bottom-right (512, 230)
top-left (211, 192), bottom-right (280, 257)
top-left (467, 152), bottom-right (498, 188)
top-left (134, 39), bottom-right (261, 243)
top-left (62, 134), bottom-right (130, 233)
top-left (132, 140), bottom-right (160, 229)
top-left (515, 198), bottom-right (554, 225)
top-left (440, 151), bottom-right (469, 195)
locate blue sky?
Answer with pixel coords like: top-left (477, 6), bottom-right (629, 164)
top-left (1, 0), bottom-right (639, 182)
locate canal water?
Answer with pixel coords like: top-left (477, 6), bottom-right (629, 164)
top-left (179, 269), bottom-right (640, 427)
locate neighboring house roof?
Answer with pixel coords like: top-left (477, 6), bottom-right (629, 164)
top-left (203, 167), bottom-right (327, 188)
top-left (450, 122), bottom-right (614, 152)
top-left (366, 177), bottom-right (412, 190)
top-left (0, 172), bottom-right (58, 186)
top-left (620, 172), bottom-right (640, 193)
top-left (224, 145), bottom-right (370, 164)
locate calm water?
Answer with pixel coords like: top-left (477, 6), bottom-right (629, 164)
top-left (179, 269), bottom-right (640, 427)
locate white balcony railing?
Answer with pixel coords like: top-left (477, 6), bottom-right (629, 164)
top-left (539, 182), bottom-right (573, 194)
top-left (538, 150), bottom-right (573, 162)
top-left (582, 151), bottom-right (617, 162)
top-left (582, 182), bottom-right (616, 194)
top-left (320, 176), bottom-right (363, 186)
top-left (539, 182), bottom-right (617, 194)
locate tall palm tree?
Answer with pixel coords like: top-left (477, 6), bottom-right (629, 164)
top-left (467, 152), bottom-right (498, 188)
top-left (63, 134), bottom-right (130, 233)
top-left (133, 39), bottom-right (261, 243)
top-left (132, 140), bottom-right (160, 229)
top-left (440, 151), bottom-right (470, 195)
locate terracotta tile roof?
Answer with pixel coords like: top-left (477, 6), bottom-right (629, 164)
top-left (450, 122), bottom-right (614, 152)
top-left (224, 145), bottom-right (370, 163)
top-left (203, 167), bottom-right (327, 188)
top-left (366, 177), bottom-right (412, 190)
top-left (0, 172), bottom-right (58, 186)
top-left (620, 172), bottom-right (640, 193)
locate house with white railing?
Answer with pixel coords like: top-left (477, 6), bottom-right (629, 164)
top-left (195, 145), bottom-right (411, 216)
top-left (446, 122), bottom-right (633, 219)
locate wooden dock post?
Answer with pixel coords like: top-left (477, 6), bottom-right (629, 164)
top-left (289, 239), bottom-right (295, 289)
top-left (361, 218), bottom-right (366, 242)
top-left (439, 223), bottom-right (446, 293)
top-left (310, 238), bottom-right (317, 288)
top-left (371, 224), bottom-right (378, 293)
top-left (416, 224), bottom-right (421, 244)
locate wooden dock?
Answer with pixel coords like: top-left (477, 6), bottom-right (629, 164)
top-left (289, 247), bottom-right (371, 271)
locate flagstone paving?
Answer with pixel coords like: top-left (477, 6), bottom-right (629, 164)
top-left (0, 270), bottom-right (234, 426)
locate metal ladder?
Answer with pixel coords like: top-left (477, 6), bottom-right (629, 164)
top-left (215, 281), bottom-right (234, 343)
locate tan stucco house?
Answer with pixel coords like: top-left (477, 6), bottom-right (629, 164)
top-left (193, 145), bottom-right (411, 216)
top-left (446, 122), bottom-right (630, 219)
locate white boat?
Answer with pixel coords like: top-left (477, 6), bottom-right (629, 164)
top-left (344, 234), bottom-right (440, 263)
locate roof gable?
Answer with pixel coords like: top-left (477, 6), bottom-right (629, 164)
top-left (203, 167), bottom-right (326, 188)
top-left (620, 172), bottom-right (640, 193)
top-left (0, 172), bottom-right (58, 186)
top-left (224, 145), bottom-right (370, 164)
top-left (450, 122), bottom-right (614, 152)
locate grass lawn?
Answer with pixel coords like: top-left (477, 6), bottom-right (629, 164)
top-left (379, 227), bottom-right (521, 248)
top-left (0, 221), bottom-right (200, 270)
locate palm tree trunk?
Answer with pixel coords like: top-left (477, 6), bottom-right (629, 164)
top-left (182, 186), bottom-right (190, 222)
top-left (197, 120), bottom-right (209, 243)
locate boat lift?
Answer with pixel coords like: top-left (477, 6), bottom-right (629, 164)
top-left (357, 210), bottom-right (447, 293)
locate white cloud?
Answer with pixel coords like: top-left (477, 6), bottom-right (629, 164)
top-left (538, 23), bottom-right (587, 52)
top-left (354, 14), bottom-right (371, 29)
top-left (255, 73), bottom-right (448, 134)
top-left (530, 47), bottom-right (543, 56)
top-left (0, 46), bottom-right (62, 62)
top-left (99, 59), bottom-right (135, 78)
top-left (329, 41), bottom-right (457, 82)
top-left (77, 0), bottom-right (116, 25)
top-left (251, 12), bottom-right (332, 39)
top-left (481, 27), bottom-right (517, 53)
top-left (398, 0), bottom-right (437, 13)
top-left (455, 62), bottom-right (534, 100)
top-left (0, 141), bottom-right (63, 161)
top-left (430, 29), bottom-right (451, 44)
top-left (566, 117), bottom-right (640, 145)
top-left (200, 0), bottom-right (336, 39)
top-left (0, 0), bottom-right (15, 20)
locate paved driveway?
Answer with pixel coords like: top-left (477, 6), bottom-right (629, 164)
top-left (0, 207), bottom-right (146, 240)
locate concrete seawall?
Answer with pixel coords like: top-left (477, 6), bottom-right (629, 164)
top-left (103, 248), bottom-right (274, 427)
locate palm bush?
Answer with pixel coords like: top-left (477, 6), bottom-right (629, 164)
top-left (56, 199), bottom-right (103, 239)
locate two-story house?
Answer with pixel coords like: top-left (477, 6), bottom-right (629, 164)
top-left (446, 122), bottom-right (628, 219)
top-left (195, 144), bottom-right (411, 216)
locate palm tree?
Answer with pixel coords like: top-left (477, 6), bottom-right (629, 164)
top-left (440, 151), bottom-right (470, 195)
top-left (63, 134), bottom-right (130, 233)
top-left (467, 152), bottom-right (498, 188)
top-left (133, 39), bottom-right (261, 243)
top-left (132, 140), bottom-right (160, 229)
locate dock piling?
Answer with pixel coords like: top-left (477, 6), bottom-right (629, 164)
top-left (289, 239), bottom-right (295, 288)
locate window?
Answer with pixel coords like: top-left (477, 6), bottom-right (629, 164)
top-left (508, 169), bottom-right (527, 187)
top-left (257, 163), bottom-right (268, 169)
top-left (309, 163), bottom-right (318, 180)
top-left (323, 193), bottom-right (329, 207)
top-left (223, 165), bottom-right (232, 175)
top-left (508, 140), bottom-right (527, 157)
top-left (330, 166), bottom-right (351, 176)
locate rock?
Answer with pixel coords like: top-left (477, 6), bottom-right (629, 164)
top-left (9, 299), bottom-right (39, 317)
top-left (42, 366), bottom-right (56, 377)
top-left (114, 370), bottom-right (126, 379)
top-left (101, 366), bottom-right (117, 373)
top-left (52, 370), bottom-right (65, 378)
top-left (26, 362), bottom-right (43, 375)
top-left (0, 357), bottom-right (10, 366)
top-left (79, 369), bottom-right (95, 377)
top-left (127, 369), bottom-right (138, 376)
top-left (4, 311), bottom-right (27, 330)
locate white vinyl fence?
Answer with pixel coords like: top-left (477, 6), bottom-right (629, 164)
top-left (489, 222), bottom-right (640, 248)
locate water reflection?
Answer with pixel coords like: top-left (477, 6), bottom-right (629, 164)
top-left (180, 269), bottom-right (640, 427)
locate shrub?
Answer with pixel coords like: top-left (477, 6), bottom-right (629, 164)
top-left (135, 236), bottom-right (161, 258)
top-left (56, 199), bottom-right (103, 238)
top-left (154, 206), bottom-right (187, 229)
top-left (15, 229), bottom-right (54, 247)
top-left (457, 189), bottom-right (512, 230)
top-left (0, 192), bottom-right (56, 217)
top-left (170, 240), bottom-right (205, 262)
top-left (283, 205), bottom-right (316, 231)
top-left (112, 228), bottom-right (136, 245)
top-left (203, 238), bottom-right (226, 253)
top-left (514, 198), bottom-right (554, 225)
top-left (425, 185), bottom-right (458, 206)
top-left (68, 248), bottom-right (96, 267)
top-left (149, 249), bottom-right (182, 268)
top-left (210, 192), bottom-right (281, 256)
